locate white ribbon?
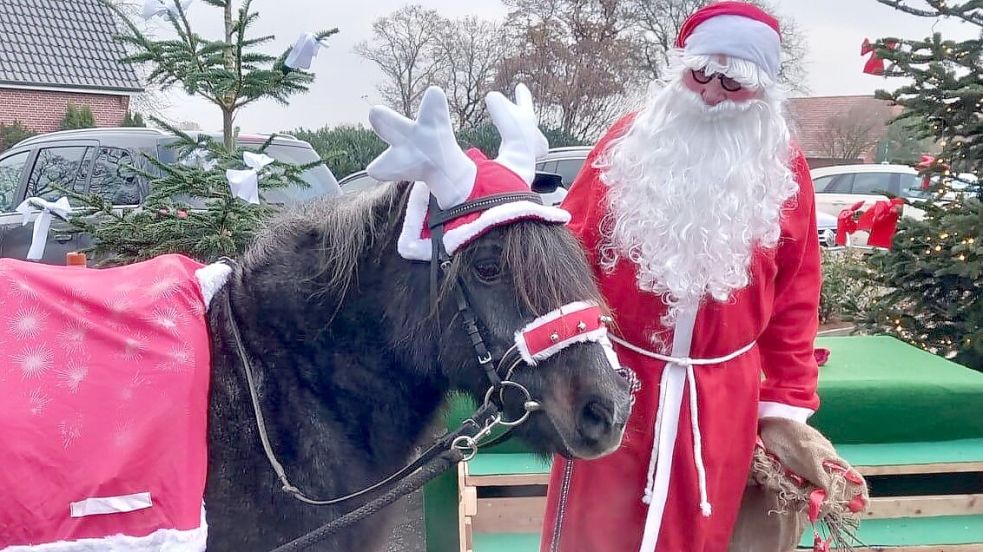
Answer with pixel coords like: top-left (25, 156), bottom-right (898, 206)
top-left (182, 148), bottom-right (217, 171)
top-left (15, 197), bottom-right (72, 261)
top-left (226, 152), bottom-right (275, 204)
top-left (142, 0), bottom-right (192, 21)
top-left (285, 32), bottom-right (329, 71)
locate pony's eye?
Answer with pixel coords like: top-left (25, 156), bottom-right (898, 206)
top-left (473, 260), bottom-right (502, 283)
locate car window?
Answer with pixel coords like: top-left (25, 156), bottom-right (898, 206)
top-left (851, 173), bottom-right (893, 195)
top-left (554, 158), bottom-right (586, 188)
top-left (253, 144), bottom-right (340, 204)
top-left (823, 174), bottom-right (854, 193)
top-left (341, 174), bottom-right (382, 194)
top-left (0, 151), bottom-right (30, 212)
top-left (539, 161), bottom-right (558, 174)
top-left (88, 147), bottom-right (145, 205)
top-left (899, 173), bottom-right (927, 199)
top-left (26, 146), bottom-right (92, 201)
top-left (812, 175), bottom-right (834, 192)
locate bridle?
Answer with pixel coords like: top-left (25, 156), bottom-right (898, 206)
top-left (224, 192), bottom-right (548, 510)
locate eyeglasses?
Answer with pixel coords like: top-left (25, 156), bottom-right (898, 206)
top-left (690, 69), bottom-right (743, 92)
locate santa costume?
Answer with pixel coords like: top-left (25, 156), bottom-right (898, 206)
top-left (540, 3), bottom-right (823, 551)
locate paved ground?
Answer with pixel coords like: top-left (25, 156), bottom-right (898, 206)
top-left (385, 490), bottom-right (426, 552)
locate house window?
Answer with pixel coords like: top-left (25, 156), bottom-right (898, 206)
top-left (26, 146), bottom-right (92, 201)
top-left (88, 147), bottom-right (145, 205)
top-left (0, 151), bottom-right (30, 212)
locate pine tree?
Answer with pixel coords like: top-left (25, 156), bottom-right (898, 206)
top-left (60, 103), bottom-right (96, 130)
top-left (64, 1), bottom-right (337, 265)
top-left (856, 0), bottom-right (983, 370)
top-left (0, 121), bottom-right (35, 152)
top-left (121, 111), bottom-right (147, 127)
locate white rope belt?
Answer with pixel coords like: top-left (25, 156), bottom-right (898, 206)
top-left (609, 334), bottom-right (756, 523)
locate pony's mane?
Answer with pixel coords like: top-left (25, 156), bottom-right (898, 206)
top-left (245, 183), bottom-right (603, 317)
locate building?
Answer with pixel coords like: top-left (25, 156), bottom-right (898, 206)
top-left (0, 0), bottom-right (143, 132)
top-left (785, 95), bottom-right (902, 168)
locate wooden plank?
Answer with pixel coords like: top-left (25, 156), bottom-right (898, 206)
top-left (465, 472), bottom-right (551, 487)
top-left (471, 497), bottom-right (547, 534)
top-left (865, 495), bottom-right (983, 519)
top-left (857, 462), bottom-right (983, 476)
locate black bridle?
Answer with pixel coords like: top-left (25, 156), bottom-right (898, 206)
top-left (224, 192), bottom-right (548, 551)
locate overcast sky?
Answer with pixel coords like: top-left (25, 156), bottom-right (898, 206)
top-left (154, 0), bottom-right (974, 134)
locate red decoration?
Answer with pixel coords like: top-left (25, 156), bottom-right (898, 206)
top-left (916, 155), bottom-right (951, 190)
top-left (814, 347), bottom-right (831, 366)
top-left (836, 199), bottom-right (904, 249)
top-left (862, 39), bottom-right (898, 76)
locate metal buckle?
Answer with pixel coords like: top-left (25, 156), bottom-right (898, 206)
top-left (477, 352), bottom-right (493, 365)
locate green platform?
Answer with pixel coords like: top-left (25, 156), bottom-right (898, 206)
top-left (470, 517), bottom-right (983, 552)
top-left (424, 336), bottom-right (983, 552)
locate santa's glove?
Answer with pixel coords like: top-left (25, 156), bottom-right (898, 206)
top-left (753, 417), bottom-right (869, 550)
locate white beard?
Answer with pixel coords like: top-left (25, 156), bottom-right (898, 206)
top-left (597, 79), bottom-right (798, 326)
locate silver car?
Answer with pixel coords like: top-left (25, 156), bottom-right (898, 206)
top-left (0, 127), bottom-right (340, 264)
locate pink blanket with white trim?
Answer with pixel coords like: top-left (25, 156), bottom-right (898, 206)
top-left (0, 254), bottom-right (211, 550)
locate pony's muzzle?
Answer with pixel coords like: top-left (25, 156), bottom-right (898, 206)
top-left (576, 394), bottom-right (623, 449)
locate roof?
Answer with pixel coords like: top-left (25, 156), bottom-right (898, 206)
top-left (811, 163), bottom-right (917, 177)
top-left (785, 95), bottom-right (901, 160)
top-left (0, 0), bottom-right (143, 93)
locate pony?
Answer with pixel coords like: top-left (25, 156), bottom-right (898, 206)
top-left (0, 86), bottom-right (631, 551)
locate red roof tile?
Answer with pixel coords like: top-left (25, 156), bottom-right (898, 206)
top-left (785, 95), bottom-right (901, 162)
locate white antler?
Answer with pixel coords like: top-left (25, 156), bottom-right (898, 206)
top-left (486, 83), bottom-right (549, 185)
top-left (367, 87), bottom-right (477, 210)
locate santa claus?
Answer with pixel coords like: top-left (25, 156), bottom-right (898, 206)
top-left (541, 3), bottom-right (866, 551)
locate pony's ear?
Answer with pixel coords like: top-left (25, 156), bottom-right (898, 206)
top-left (486, 83), bottom-right (549, 185)
top-left (366, 86), bottom-right (477, 210)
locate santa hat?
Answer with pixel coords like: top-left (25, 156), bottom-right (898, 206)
top-left (367, 85), bottom-right (570, 261)
top-left (676, 1), bottom-right (782, 81)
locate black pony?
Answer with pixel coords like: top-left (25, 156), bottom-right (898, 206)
top-left (204, 182), bottom-right (631, 550)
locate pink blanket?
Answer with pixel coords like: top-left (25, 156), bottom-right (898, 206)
top-left (0, 254), bottom-right (217, 551)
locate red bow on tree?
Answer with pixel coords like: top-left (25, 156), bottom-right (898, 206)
top-left (916, 154), bottom-right (950, 190)
top-left (862, 38), bottom-right (898, 75)
top-left (836, 198), bottom-right (905, 249)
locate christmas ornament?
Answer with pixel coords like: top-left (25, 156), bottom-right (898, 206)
top-left (284, 32), bottom-right (329, 72)
top-left (226, 151), bottom-right (275, 204)
top-left (15, 197), bottom-right (72, 261)
top-left (142, 0), bottom-right (192, 21)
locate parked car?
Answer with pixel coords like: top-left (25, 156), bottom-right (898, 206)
top-left (812, 164), bottom-right (926, 221)
top-left (0, 127), bottom-right (340, 264)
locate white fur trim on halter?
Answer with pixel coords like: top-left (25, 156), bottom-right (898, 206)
top-left (396, 182), bottom-right (571, 262)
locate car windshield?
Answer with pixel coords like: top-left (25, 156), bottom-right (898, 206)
top-left (158, 140), bottom-right (340, 203)
top-left (260, 144), bottom-right (340, 203)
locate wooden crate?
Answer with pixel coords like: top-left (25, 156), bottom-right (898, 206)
top-left (457, 442), bottom-right (983, 552)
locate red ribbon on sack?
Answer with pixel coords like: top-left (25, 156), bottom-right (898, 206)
top-left (835, 199), bottom-right (904, 249)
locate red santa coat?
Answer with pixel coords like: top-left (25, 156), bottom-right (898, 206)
top-left (541, 116), bottom-right (822, 552)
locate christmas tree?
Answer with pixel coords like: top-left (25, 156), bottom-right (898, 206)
top-left (857, 0), bottom-right (982, 370)
top-left (66, 0), bottom-right (336, 264)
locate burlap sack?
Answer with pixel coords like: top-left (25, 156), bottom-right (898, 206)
top-left (728, 417), bottom-right (869, 552)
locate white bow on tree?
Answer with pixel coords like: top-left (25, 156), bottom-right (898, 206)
top-left (182, 147), bottom-right (217, 171)
top-left (142, 0), bottom-right (192, 21)
top-left (15, 197), bottom-right (72, 261)
top-left (285, 32), bottom-right (329, 71)
top-left (226, 152), bottom-right (275, 204)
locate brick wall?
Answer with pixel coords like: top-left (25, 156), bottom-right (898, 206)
top-left (0, 87), bottom-right (131, 132)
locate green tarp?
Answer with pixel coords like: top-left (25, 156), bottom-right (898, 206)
top-left (811, 336), bottom-right (983, 444)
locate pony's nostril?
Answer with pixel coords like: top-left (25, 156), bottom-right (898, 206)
top-left (578, 398), bottom-right (615, 442)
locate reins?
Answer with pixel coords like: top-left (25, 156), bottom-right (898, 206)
top-left (221, 193), bottom-right (548, 551)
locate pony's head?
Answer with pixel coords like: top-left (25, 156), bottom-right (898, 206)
top-left (368, 86), bottom-right (630, 459)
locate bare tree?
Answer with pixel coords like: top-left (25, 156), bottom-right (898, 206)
top-left (354, 5), bottom-right (444, 117)
top-left (431, 17), bottom-right (509, 129)
top-left (816, 104), bottom-right (894, 160)
top-left (497, 0), bottom-right (642, 140)
top-left (628, 0), bottom-right (810, 93)
top-left (106, 0), bottom-right (172, 122)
